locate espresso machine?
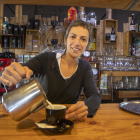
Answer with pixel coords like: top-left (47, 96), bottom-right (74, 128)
top-left (0, 51), bottom-right (16, 94)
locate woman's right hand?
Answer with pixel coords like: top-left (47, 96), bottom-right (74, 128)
top-left (0, 62), bottom-right (33, 87)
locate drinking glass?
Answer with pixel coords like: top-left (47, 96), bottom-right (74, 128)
top-left (102, 56), bottom-right (107, 70)
top-left (113, 57), bottom-right (118, 70)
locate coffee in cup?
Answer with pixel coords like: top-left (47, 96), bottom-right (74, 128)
top-left (45, 104), bottom-right (66, 125)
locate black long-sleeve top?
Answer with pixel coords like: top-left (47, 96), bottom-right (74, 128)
top-left (13, 52), bottom-right (101, 116)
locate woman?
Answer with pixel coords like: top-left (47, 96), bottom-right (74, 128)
top-left (0, 20), bottom-right (101, 121)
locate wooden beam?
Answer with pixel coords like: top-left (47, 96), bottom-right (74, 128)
top-left (106, 9), bottom-right (112, 19)
top-left (100, 20), bottom-right (104, 51)
top-left (15, 5), bottom-right (22, 25)
top-left (131, 0), bottom-right (140, 11)
top-left (0, 0), bottom-right (136, 11)
top-left (0, 4), bottom-right (3, 44)
top-left (123, 23), bottom-right (129, 33)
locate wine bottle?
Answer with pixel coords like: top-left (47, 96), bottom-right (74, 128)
top-left (130, 13), bottom-right (136, 31)
top-left (110, 25), bottom-right (116, 42)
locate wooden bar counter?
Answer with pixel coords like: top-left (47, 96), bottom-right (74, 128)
top-left (0, 103), bottom-right (140, 140)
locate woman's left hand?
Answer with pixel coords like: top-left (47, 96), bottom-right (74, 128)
top-left (65, 101), bottom-right (88, 121)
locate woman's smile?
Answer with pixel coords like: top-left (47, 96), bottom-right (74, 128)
top-left (71, 46), bottom-right (81, 53)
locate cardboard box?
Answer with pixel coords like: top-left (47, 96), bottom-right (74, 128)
top-left (17, 55), bottom-right (23, 63)
top-left (24, 55), bottom-right (30, 63)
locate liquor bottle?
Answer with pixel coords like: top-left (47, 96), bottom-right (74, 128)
top-left (110, 25), bottom-right (116, 42)
top-left (130, 13), bottom-right (136, 31)
top-left (2, 17), bottom-right (9, 34)
top-left (131, 37), bottom-right (136, 56)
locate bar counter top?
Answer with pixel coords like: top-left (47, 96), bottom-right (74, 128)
top-left (0, 103), bottom-right (140, 140)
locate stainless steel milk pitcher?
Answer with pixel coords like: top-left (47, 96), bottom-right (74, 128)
top-left (2, 79), bottom-right (47, 121)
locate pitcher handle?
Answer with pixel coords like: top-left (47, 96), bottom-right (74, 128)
top-left (4, 85), bottom-right (8, 93)
top-left (33, 100), bottom-right (48, 113)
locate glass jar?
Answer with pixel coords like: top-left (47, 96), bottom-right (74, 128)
top-left (86, 12), bottom-right (97, 27)
top-left (77, 7), bottom-right (86, 22)
top-left (82, 51), bottom-right (90, 62)
top-left (92, 64), bottom-right (98, 80)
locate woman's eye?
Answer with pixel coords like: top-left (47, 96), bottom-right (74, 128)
top-left (71, 36), bottom-right (76, 39)
top-left (81, 38), bottom-right (87, 42)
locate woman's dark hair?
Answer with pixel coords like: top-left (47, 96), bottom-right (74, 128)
top-left (64, 19), bottom-right (93, 47)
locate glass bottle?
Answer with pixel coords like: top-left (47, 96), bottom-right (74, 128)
top-left (2, 17), bottom-right (9, 34)
top-left (130, 13), bottom-right (136, 31)
top-left (110, 25), bottom-right (116, 42)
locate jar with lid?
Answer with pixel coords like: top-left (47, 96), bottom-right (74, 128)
top-left (86, 12), bottom-right (97, 27)
top-left (90, 52), bottom-right (97, 62)
top-left (82, 51), bottom-right (90, 62)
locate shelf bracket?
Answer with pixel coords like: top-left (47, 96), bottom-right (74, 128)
top-left (125, 0), bottom-right (139, 10)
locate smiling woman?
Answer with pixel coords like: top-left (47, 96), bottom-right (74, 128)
top-left (0, 19), bottom-right (101, 122)
top-left (66, 26), bottom-right (89, 58)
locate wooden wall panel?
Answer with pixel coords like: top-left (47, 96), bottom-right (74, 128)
top-left (22, 15), bottom-right (28, 25)
top-left (96, 25), bottom-right (100, 52)
top-left (100, 20), bottom-right (104, 51)
top-left (0, 4), bottom-right (3, 44)
top-left (15, 5), bottom-right (22, 25)
top-left (123, 23), bottom-right (129, 33)
top-left (9, 17), bottom-right (16, 24)
top-left (117, 32), bottom-right (123, 54)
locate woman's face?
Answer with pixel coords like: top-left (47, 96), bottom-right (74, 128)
top-left (65, 26), bottom-right (89, 58)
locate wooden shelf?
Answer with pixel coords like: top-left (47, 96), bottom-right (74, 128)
top-left (89, 62), bottom-right (99, 64)
top-left (86, 49), bottom-right (96, 51)
top-left (101, 70), bottom-right (140, 76)
top-left (1, 35), bottom-right (25, 48)
top-left (114, 89), bottom-right (140, 98)
top-left (2, 47), bottom-right (25, 49)
top-left (95, 79), bottom-right (99, 81)
top-left (104, 42), bottom-right (116, 44)
top-left (26, 29), bottom-right (39, 32)
top-left (101, 94), bottom-right (111, 100)
top-left (1, 34), bottom-right (25, 37)
top-left (104, 19), bottom-right (118, 44)
top-left (124, 31), bottom-right (140, 56)
top-left (26, 29), bottom-right (40, 52)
